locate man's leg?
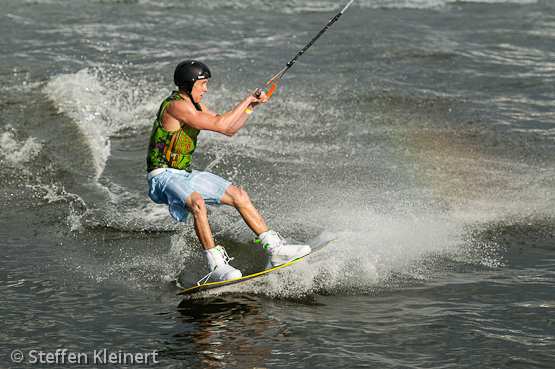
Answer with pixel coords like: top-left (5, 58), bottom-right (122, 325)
top-left (185, 191), bottom-right (241, 280)
top-left (220, 185), bottom-right (268, 235)
top-left (220, 185), bottom-right (311, 267)
top-left (185, 191), bottom-right (215, 250)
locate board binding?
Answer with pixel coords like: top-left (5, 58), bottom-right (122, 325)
top-left (176, 238), bottom-right (338, 296)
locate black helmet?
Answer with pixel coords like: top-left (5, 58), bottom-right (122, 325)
top-left (174, 60), bottom-right (211, 93)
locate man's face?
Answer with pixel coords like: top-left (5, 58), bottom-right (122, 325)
top-left (191, 79), bottom-right (208, 103)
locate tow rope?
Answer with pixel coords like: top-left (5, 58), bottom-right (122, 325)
top-left (260, 0), bottom-right (356, 99)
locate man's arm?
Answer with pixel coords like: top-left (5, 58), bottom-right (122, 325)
top-left (164, 90), bottom-right (268, 136)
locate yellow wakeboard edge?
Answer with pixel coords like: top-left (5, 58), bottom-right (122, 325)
top-left (176, 238), bottom-right (338, 296)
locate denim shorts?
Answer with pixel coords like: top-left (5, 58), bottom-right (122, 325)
top-left (148, 169), bottom-right (232, 222)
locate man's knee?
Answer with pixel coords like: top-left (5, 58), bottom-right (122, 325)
top-left (227, 186), bottom-right (251, 208)
top-left (186, 192), bottom-right (207, 216)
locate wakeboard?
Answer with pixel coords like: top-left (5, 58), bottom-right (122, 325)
top-left (177, 238), bottom-right (338, 296)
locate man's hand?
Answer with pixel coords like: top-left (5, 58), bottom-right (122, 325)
top-left (252, 88), bottom-right (269, 104)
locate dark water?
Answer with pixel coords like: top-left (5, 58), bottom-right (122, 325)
top-left (1, 0), bottom-right (554, 367)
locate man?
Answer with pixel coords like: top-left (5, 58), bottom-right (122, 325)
top-left (147, 60), bottom-right (310, 282)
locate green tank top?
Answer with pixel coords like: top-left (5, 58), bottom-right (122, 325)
top-left (146, 91), bottom-right (200, 172)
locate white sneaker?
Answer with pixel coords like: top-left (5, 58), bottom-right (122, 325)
top-left (202, 246), bottom-right (242, 282)
top-left (255, 230), bottom-right (311, 268)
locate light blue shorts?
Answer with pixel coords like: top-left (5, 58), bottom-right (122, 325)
top-left (148, 169), bottom-right (232, 222)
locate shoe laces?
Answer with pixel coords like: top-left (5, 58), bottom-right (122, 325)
top-left (218, 246), bottom-right (234, 264)
top-left (197, 246), bottom-right (234, 286)
top-left (272, 232), bottom-right (285, 252)
top-left (255, 230), bottom-right (285, 251)
top-left (197, 273), bottom-right (211, 286)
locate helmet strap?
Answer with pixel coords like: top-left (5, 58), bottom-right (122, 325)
top-left (180, 86), bottom-right (202, 112)
top-left (187, 91), bottom-right (202, 112)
